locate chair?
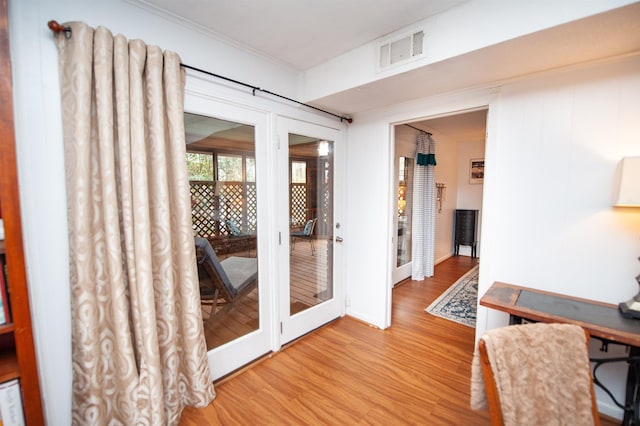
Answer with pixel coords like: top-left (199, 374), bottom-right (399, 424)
top-left (225, 219), bottom-right (243, 237)
top-left (290, 218), bottom-right (317, 255)
top-left (195, 236), bottom-right (258, 320)
top-left (222, 219), bottom-right (257, 255)
top-left (473, 322), bottom-right (600, 426)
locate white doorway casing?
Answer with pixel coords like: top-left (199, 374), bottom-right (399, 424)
top-left (184, 85), bottom-right (274, 380)
top-left (277, 117), bottom-right (346, 345)
top-left (184, 74), bottom-right (347, 380)
top-left (391, 125), bottom-right (419, 285)
top-left (389, 110), bottom-right (487, 285)
top-left (345, 91), bottom-right (496, 330)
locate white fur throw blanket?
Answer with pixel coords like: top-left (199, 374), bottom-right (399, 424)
top-left (470, 323), bottom-right (595, 426)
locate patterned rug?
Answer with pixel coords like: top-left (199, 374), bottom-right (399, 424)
top-left (425, 265), bottom-right (479, 328)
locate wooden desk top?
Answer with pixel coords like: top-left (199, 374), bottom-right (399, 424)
top-left (480, 281), bottom-right (640, 348)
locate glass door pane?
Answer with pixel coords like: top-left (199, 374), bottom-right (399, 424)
top-left (396, 157), bottom-right (414, 267)
top-left (289, 135), bottom-right (333, 315)
top-left (278, 117), bottom-right (343, 345)
top-left (185, 113), bottom-right (259, 351)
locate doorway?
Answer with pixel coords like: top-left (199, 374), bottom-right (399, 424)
top-left (392, 149), bottom-right (415, 284)
top-left (277, 117), bottom-right (345, 345)
top-left (391, 109), bottom-right (487, 285)
top-left (183, 100), bottom-right (273, 379)
top-left (183, 99), bottom-right (346, 378)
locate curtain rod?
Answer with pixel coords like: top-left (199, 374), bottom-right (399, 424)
top-left (180, 64), bottom-right (352, 123)
top-left (47, 20), bottom-right (353, 124)
top-left (404, 124), bottom-right (432, 136)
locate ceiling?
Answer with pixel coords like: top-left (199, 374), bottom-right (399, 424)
top-left (142, 0), bottom-right (470, 70)
top-left (185, 113), bottom-right (326, 156)
top-left (148, 1), bottom-right (640, 142)
top-left (313, 3), bottom-right (640, 114)
top-left (410, 109), bottom-right (487, 142)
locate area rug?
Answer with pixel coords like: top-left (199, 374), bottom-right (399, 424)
top-left (425, 265), bottom-right (479, 328)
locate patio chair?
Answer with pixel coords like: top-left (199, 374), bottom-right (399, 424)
top-left (290, 218), bottom-right (317, 255)
top-left (225, 219), bottom-right (244, 236)
top-left (195, 236), bottom-right (258, 320)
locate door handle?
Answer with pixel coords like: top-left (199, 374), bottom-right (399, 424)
top-left (335, 236), bottom-right (344, 243)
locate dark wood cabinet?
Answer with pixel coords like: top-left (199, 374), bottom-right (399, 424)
top-left (454, 209), bottom-right (478, 258)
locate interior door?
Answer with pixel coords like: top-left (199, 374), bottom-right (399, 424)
top-left (184, 94), bottom-right (272, 380)
top-left (392, 136), bottom-right (415, 284)
top-left (277, 117), bottom-right (344, 344)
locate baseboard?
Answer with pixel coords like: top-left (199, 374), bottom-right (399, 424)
top-left (345, 308), bottom-right (388, 330)
top-left (597, 400), bottom-right (623, 421)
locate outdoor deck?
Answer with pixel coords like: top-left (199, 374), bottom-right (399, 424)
top-left (201, 238), bottom-right (329, 349)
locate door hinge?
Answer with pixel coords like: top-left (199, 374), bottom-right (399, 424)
top-left (279, 231), bottom-right (282, 245)
top-left (280, 322), bottom-right (283, 334)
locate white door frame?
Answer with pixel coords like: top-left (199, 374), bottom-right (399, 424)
top-left (277, 116), bottom-right (346, 344)
top-left (385, 96), bottom-right (496, 327)
top-left (184, 92), bottom-right (275, 380)
top-left (185, 72), bottom-right (348, 376)
top-left (391, 126), bottom-right (419, 285)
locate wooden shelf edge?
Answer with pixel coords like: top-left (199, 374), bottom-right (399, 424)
top-left (0, 349), bottom-right (19, 383)
top-left (0, 322), bottom-right (14, 335)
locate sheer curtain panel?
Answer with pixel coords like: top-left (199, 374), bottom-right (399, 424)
top-left (411, 133), bottom-right (437, 280)
top-left (54, 22), bottom-right (215, 425)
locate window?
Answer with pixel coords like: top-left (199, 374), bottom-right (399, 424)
top-left (187, 151), bottom-right (257, 237)
top-left (186, 152), bottom-right (214, 181)
top-left (246, 158), bottom-right (256, 182)
top-left (291, 161), bottom-right (306, 183)
top-left (217, 155), bottom-right (243, 182)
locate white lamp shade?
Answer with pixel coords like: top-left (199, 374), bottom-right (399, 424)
top-left (614, 157), bottom-right (640, 207)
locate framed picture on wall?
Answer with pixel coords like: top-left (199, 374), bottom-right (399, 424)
top-left (469, 158), bottom-right (485, 184)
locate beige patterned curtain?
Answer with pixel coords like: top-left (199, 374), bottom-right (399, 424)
top-left (54, 22), bottom-right (215, 424)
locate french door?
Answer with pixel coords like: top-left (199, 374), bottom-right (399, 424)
top-left (277, 117), bottom-right (345, 344)
top-left (184, 94), bottom-right (273, 380)
top-left (392, 155), bottom-right (415, 284)
top-left (185, 87), bottom-right (344, 377)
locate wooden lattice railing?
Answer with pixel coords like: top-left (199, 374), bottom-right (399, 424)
top-left (191, 181), bottom-right (219, 237)
top-left (290, 183), bottom-right (307, 227)
top-left (192, 181), bottom-right (324, 237)
top-left (191, 181), bottom-right (257, 238)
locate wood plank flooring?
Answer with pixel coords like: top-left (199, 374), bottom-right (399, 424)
top-left (289, 238), bottom-right (329, 306)
top-left (202, 239), bottom-right (328, 349)
top-left (183, 255), bottom-right (619, 425)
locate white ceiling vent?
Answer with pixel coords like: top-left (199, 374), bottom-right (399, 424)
top-left (378, 30), bottom-right (424, 70)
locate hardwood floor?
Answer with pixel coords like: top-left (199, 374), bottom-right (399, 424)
top-left (289, 238), bottom-right (329, 306)
top-left (183, 255), bottom-right (620, 425)
top-left (202, 239), bottom-right (329, 349)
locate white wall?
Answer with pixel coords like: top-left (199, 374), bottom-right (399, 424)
top-left (8, 0), bottom-right (303, 423)
top-left (476, 55), bottom-right (640, 418)
top-left (9, 0), bottom-right (640, 422)
top-left (344, 118), bottom-right (393, 327)
top-left (346, 55), bottom-right (640, 419)
top-left (456, 140), bottom-right (486, 257)
top-left (432, 132), bottom-right (459, 263)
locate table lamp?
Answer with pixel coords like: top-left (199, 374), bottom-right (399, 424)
top-left (614, 157), bottom-right (640, 318)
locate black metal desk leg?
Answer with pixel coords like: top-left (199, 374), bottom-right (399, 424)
top-left (623, 346), bottom-right (640, 426)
